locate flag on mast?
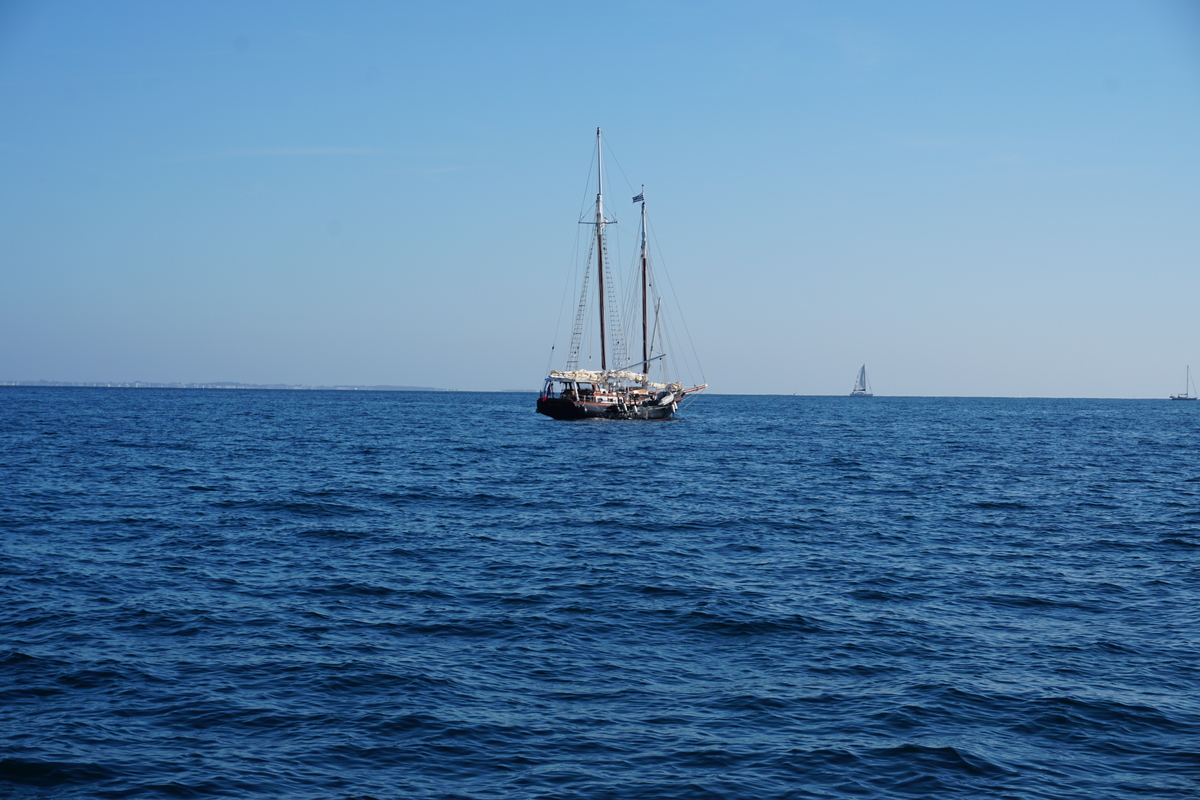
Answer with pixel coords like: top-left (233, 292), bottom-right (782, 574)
top-left (632, 192), bottom-right (644, 203)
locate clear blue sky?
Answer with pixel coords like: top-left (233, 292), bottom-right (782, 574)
top-left (2, 1), bottom-right (1198, 396)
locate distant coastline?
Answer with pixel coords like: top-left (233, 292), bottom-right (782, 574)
top-left (0, 381), bottom-right (451, 392)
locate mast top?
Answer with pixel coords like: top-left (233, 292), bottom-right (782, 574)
top-left (596, 128), bottom-right (603, 198)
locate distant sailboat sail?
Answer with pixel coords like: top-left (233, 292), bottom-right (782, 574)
top-left (850, 365), bottom-right (872, 397)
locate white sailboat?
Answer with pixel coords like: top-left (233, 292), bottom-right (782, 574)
top-left (850, 365), bottom-right (873, 397)
top-left (1169, 366), bottom-right (1197, 401)
top-left (536, 129), bottom-right (706, 420)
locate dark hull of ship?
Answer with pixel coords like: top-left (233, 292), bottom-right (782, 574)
top-left (536, 397), bottom-right (674, 421)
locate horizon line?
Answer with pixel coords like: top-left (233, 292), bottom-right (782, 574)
top-left (0, 381), bottom-right (1187, 400)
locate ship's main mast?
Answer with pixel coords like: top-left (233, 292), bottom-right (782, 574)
top-left (638, 186), bottom-right (649, 376)
top-left (595, 128), bottom-right (607, 371)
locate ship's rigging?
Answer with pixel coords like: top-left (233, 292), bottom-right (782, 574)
top-left (538, 128), bottom-right (706, 420)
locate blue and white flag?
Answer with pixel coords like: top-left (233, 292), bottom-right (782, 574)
top-left (632, 192), bottom-right (644, 203)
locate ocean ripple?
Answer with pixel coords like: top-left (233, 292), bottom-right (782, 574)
top-left (1, 389), bottom-right (1197, 799)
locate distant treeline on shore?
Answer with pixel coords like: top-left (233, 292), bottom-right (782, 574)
top-left (0, 381), bottom-right (450, 392)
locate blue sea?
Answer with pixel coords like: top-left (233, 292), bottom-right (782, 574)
top-left (2, 388), bottom-right (1197, 799)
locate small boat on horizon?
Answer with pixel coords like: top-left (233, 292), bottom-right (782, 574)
top-left (850, 364), bottom-right (873, 397)
top-left (536, 129), bottom-right (706, 420)
top-left (1169, 366), bottom-right (1197, 400)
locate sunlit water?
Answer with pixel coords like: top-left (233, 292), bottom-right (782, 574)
top-left (2, 388), bottom-right (1197, 799)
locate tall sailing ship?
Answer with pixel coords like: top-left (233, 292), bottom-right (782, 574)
top-left (537, 129), bottom-right (706, 420)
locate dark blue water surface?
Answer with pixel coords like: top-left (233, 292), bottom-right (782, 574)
top-left (2, 388), bottom-right (1198, 799)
